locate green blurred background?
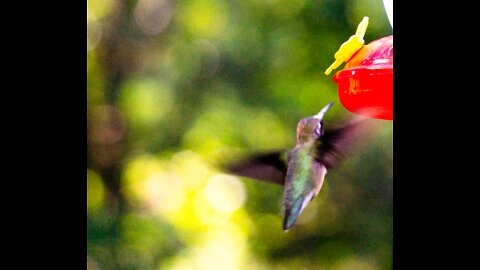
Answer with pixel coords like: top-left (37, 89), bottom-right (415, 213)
top-left (87, 0), bottom-right (393, 269)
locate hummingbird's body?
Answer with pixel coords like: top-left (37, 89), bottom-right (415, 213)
top-left (224, 102), bottom-right (376, 231)
top-left (283, 144), bottom-right (327, 229)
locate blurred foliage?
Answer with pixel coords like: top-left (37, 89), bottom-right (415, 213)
top-left (87, 0), bottom-right (392, 269)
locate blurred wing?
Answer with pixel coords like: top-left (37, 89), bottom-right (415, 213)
top-left (223, 151), bottom-right (288, 185)
top-left (317, 116), bottom-right (378, 170)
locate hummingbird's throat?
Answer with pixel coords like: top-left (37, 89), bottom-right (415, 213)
top-left (296, 134), bottom-right (316, 144)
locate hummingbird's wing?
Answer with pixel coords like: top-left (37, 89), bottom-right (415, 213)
top-left (223, 151), bottom-right (288, 185)
top-left (316, 116), bottom-right (378, 170)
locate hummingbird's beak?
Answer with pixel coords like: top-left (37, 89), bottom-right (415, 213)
top-left (314, 102), bottom-right (334, 120)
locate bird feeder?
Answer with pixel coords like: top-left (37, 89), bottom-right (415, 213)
top-left (325, 15), bottom-right (393, 120)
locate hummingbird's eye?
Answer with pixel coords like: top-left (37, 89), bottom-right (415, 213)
top-left (315, 122), bottom-right (323, 137)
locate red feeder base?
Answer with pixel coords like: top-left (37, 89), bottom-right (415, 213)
top-left (333, 35), bottom-right (393, 120)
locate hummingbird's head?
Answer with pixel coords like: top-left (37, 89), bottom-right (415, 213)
top-left (296, 102), bottom-right (334, 143)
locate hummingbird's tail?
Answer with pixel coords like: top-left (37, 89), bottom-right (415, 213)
top-left (282, 193), bottom-right (315, 231)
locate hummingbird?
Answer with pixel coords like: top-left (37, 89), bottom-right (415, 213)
top-left (223, 102), bottom-right (378, 231)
